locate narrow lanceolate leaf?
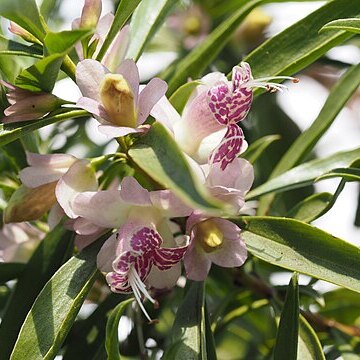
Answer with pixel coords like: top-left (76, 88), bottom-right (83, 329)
top-left (271, 64), bottom-right (360, 178)
top-left (241, 135), bottom-right (281, 164)
top-left (0, 35), bottom-right (42, 58)
top-left (298, 315), bottom-right (325, 360)
top-left (0, 0), bottom-right (46, 41)
top-left (0, 262), bottom-right (26, 283)
top-left (243, 0), bottom-right (360, 81)
top-left (273, 273), bottom-right (299, 360)
top-left (10, 238), bottom-right (106, 360)
top-left (286, 192), bottom-right (333, 223)
top-left (166, 282), bottom-right (211, 360)
top-left (235, 216), bottom-right (360, 293)
top-left (169, 81), bottom-right (201, 114)
top-left (316, 167), bottom-right (360, 182)
top-left (320, 18), bottom-right (360, 34)
top-left (15, 54), bottom-right (64, 92)
top-left (0, 223), bottom-right (72, 360)
top-left (163, 0), bottom-right (264, 95)
top-left (128, 122), bottom-right (224, 213)
top-left (246, 147), bottom-right (360, 200)
top-left (44, 29), bottom-right (93, 55)
top-left (127, 0), bottom-right (177, 61)
top-left (0, 109), bottom-right (88, 147)
top-left (96, 0), bottom-right (142, 62)
top-left (105, 298), bottom-right (134, 360)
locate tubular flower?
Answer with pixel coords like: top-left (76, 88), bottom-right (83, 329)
top-left (75, 59), bottom-right (167, 138)
top-left (151, 62), bottom-right (297, 169)
top-left (17, 152), bottom-right (98, 226)
top-left (72, 177), bottom-right (192, 319)
top-left (0, 222), bottom-right (44, 263)
top-left (1, 81), bottom-right (65, 123)
top-left (184, 214), bottom-right (247, 281)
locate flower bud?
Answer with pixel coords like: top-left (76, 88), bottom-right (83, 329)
top-left (4, 183), bottom-right (57, 223)
top-left (99, 73), bottom-right (137, 128)
top-left (8, 22), bottom-right (41, 44)
top-left (80, 0), bottom-right (102, 29)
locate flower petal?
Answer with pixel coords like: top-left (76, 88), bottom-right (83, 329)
top-left (209, 123), bottom-right (244, 170)
top-left (76, 59), bottom-right (109, 101)
top-left (207, 218), bottom-right (247, 268)
top-left (97, 124), bottom-right (147, 137)
top-left (137, 78), bottom-right (168, 125)
top-left (97, 231), bottom-right (118, 272)
top-left (183, 239), bottom-right (211, 281)
top-left (55, 160), bottom-right (98, 218)
top-left (76, 97), bottom-right (110, 122)
top-left (120, 177), bottom-right (152, 206)
top-left (72, 190), bottom-right (131, 228)
top-left (48, 203), bottom-right (64, 230)
top-left (150, 95), bottom-right (180, 132)
top-left (116, 59), bottom-right (140, 105)
top-left (146, 263), bottom-right (181, 289)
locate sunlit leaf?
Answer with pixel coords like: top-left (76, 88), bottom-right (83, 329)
top-left (320, 18), bottom-right (360, 34)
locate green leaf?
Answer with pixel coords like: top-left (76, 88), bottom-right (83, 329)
top-left (169, 81), bottom-right (201, 114)
top-left (0, 0), bottom-right (46, 41)
top-left (0, 262), bottom-right (26, 283)
top-left (286, 192), bottom-right (333, 223)
top-left (10, 237), bottom-right (105, 360)
top-left (0, 35), bottom-right (42, 58)
top-left (270, 63), bottom-right (360, 178)
top-left (298, 315), bottom-right (325, 360)
top-left (127, 0), bottom-right (177, 61)
top-left (235, 216), bottom-right (360, 293)
top-left (246, 148), bottom-right (360, 199)
top-left (320, 18), bottom-right (360, 34)
top-left (15, 54), bottom-right (64, 92)
top-left (273, 273), bottom-right (299, 360)
top-left (243, 0), bottom-right (359, 82)
top-left (241, 134), bottom-right (281, 164)
top-left (96, 0), bottom-right (142, 62)
top-left (315, 167), bottom-right (360, 182)
top-left (163, 0), bottom-right (264, 95)
top-left (105, 298), bottom-right (134, 360)
top-left (166, 282), bottom-right (211, 360)
top-left (44, 29), bottom-right (93, 55)
top-left (128, 122), bottom-right (224, 212)
top-left (0, 109), bottom-right (88, 147)
top-left (0, 223), bottom-right (72, 360)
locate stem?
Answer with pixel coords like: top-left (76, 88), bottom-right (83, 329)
top-left (135, 305), bottom-right (147, 359)
top-left (61, 55), bottom-right (77, 82)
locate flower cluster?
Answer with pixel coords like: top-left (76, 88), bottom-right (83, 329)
top-left (0, 0), bottom-right (297, 321)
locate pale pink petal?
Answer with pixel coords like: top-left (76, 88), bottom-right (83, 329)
top-left (55, 160), bottom-right (98, 218)
top-left (72, 190), bottom-right (131, 228)
top-left (80, 0), bottom-right (102, 29)
top-left (120, 177), bottom-right (151, 206)
top-left (150, 95), bottom-right (180, 132)
top-left (93, 13), bottom-right (114, 53)
top-left (76, 97), bottom-right (110, 121)
top-left (207, 218), bottom-right (247, 268)
top-left (146, 263), bottom-right (181, 289)
top-left (76, 59), bottom-right (109, 101)
top-left (1, 113), bottom-right (43, 123)
top-left (137, 78), bottom-right (168, 125)
top-left (183, 239), bottom-right (211, 281)
top-left (25, 152), bottom-right (77, 167)
top-left (116, 59), bottom-right (139, 104)
top-left (75, 225), bottom-right (106, 251)
top-left (20, 168), bottom-right (65, 188)
top-left (97, 231), bottom-right (118, 272)
top-left (97, 124), bottom-right (147, 137)
top-left (48, 203), bottom-right (64, 230)
top-left (150, 190), bottom-right (193, 218)
top-left (102, 25), bottom-right (130, 72)
top-left (73, 217), bottom-right (103, 235)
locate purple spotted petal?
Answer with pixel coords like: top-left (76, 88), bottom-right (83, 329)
top-left (232, 62), bottom-right (252, 91)
top-left (106, 271), bottom-right (132, 292)
top-left (153, 245), bottom-right (188, 271)
top-left (113, 251), bottom-right (136, 273)
top-left (130, 227), bottom-right (162, 254)
top-left (210, 124), bottom-right (244, 170)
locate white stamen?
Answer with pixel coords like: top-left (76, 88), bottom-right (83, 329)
top-left (128, 266), bottom-right (156, 322)
top-left (244, 75), bottom-right (299, 93)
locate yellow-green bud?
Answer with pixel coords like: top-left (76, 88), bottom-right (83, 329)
top-left (99, 74), bottom-right (137, 128)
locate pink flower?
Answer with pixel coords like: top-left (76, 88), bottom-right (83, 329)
top-left (0, 223), bottom-right (44, 263)
top-left (152, 62), bottom-right (297, 169)
top-left (72, 177), bottom-right (192, 320)
top-left (184, 214), bottom-right (247, 281)
top-left (75, 59), bottom-right (167, 138)
top-left (19, 152), bottom-right (98, 226)
top-left (1, 81), bottom-right (65, 123)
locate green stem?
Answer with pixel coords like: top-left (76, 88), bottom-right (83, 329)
top-left (61, 55), bottom-right (77, 82)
